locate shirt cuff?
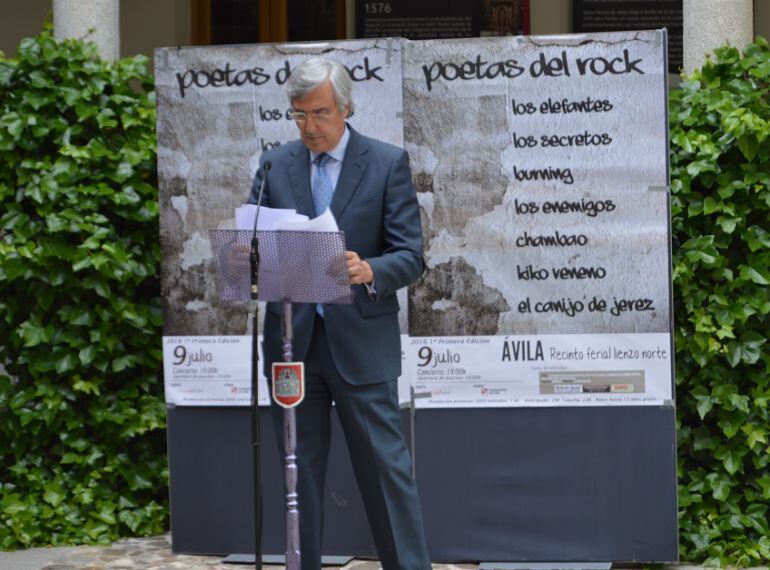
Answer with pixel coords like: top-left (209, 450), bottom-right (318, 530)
top-left (364, 279), bottom-right (377, 299)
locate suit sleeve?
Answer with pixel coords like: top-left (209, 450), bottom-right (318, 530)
top-left (365, 149), bottom-right (425, 297)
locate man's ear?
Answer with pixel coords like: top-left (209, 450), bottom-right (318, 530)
top-left (343, 104), bottom-right (350, 119)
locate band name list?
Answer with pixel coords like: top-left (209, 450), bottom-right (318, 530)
top-left (509, 92), bottom-right (619, 186)
top-left (511, 194), bottom-right (657, 320)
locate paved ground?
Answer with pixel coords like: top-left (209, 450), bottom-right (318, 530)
top-left (0, 544), bottom-right (78, 570)
top-left (0, 534), bottom-right (476, 570)
top-left (3, 535), bottom-right (765, 570)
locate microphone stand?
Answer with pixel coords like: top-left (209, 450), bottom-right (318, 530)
top-left (249, 161), bottom-right (271, 570)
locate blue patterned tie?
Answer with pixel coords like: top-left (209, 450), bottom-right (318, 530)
top-left (312, 153), bottom-right (334, 217)
top-left (312, 153), bottom-right (334, 317)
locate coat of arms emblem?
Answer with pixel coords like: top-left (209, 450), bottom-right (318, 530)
top-left (271, 362), bottom-right (305, 408)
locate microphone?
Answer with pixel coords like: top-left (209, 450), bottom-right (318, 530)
top-left (248, 159), bottom-right (271, 570)
top-left (250, 161), bottom-right (271, 300)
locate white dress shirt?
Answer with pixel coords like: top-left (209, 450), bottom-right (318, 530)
top-left (309, 125), bottom-right (350, 194)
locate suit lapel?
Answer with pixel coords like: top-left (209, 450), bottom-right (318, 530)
top-left (286, 145), bottom-right (314, 217)
top-left (331, 127), bottom-right (369, 221)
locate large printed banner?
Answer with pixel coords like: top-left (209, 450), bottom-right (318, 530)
top-left (157, 31), bottom-right (673, 408)
top-left (403, 30), bottom-right (673, 406)
top-left (155, 40), bottom-right (405, 405)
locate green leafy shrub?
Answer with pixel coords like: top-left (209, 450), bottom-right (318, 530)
top-left (670, 38), bottom-right (770, 566)
top-left (0, 30), bottom-right (166, 548)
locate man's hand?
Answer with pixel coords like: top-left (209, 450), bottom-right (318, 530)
top-left (346, 251), bottom-right (374, 285)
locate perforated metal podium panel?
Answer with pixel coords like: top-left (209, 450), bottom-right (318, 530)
top-left (209, 229), bottom-right (353, 304)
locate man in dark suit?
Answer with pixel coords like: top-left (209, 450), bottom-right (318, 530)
top-left (248, 57), bottom-right (430, 570)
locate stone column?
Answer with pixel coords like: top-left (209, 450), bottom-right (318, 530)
top-left (53, 0), bottom-right (120, 61)
top-left (683, 0), bottom-right (753, 73)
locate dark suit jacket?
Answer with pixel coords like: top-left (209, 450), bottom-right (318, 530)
top-left (248, 126), bottom-right (424, 385)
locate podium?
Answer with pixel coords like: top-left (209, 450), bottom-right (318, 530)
top-left (209, 228), bottom-right (352, 569)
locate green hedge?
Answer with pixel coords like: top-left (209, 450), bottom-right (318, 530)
top-left (0, 30), bottom-right (166, 547)
top-left (671, 38), bottom-right (770, 565)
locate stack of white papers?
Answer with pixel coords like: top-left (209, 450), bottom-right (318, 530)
top-left (235, 205), bottom-right (339, 232)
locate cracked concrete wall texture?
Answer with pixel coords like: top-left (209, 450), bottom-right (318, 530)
top-left (156, 40), bottom-right (404, 336)
top-left (403, 31), bottom-right (671, 336)
top-left (683, 0), bottom-right (753, 73)
top-left (54, 0), bottom-right (120, 61)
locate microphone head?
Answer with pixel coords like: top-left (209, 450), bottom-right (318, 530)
top-left (264, 160), bottom-right (272, 172)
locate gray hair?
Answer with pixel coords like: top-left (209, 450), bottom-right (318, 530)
top-left (287, 57), bottom-right (355, 117)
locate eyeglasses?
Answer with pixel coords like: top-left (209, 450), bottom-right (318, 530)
top-left (288, 109), bottom-right (333, 124)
